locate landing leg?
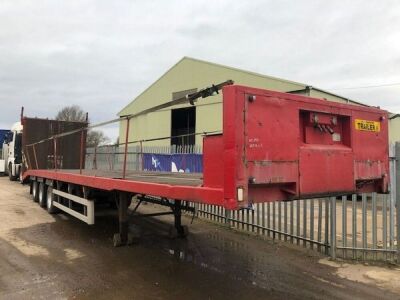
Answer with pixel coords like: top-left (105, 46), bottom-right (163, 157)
top-left (169, 200), bottom-right (189, 238)
top-left (113, 192), bottom-right (133, 247)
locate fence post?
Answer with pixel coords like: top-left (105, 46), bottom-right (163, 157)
top-left (395, 142), bottom-right (400, 263)
top-left (225, 209), bottom-right (231, 226)
top-left (330, 196), bottom-right (337, 259)
top-left (140, 140), bottom-right (143, 171)
top-left (389, 143), bottom-right (396, 254)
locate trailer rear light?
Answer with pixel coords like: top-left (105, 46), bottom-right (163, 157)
top-left (237, 187), bottom-right (244, 202)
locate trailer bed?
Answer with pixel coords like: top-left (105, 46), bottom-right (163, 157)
top-left (27, 168), bottom-right (221, 208)
top-left (55, 169), bottom-right (203, 186)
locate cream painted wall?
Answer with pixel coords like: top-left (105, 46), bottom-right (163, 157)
top-left (389, 117), bottom-right (400, 143)
top-left (195, 102), bottom-right (223, 145)
top-left (119, 110), bottom-right (171, 147)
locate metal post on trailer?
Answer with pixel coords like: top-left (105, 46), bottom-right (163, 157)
top-left (122, 117), bottom-right (130, 179)
top-left (79, 130), bottom-right (84, 174)
top-left (53, 137), bottom-right (57, 170)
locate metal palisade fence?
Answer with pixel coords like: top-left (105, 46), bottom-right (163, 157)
top-left (195, 142), bottom-right (400, 262)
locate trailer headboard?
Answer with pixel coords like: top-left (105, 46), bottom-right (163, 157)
top-left (203, 85), bottom-right (389, 209)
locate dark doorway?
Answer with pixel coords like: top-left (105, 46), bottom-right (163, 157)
top-left (171, 107), bottom-right (196, 146)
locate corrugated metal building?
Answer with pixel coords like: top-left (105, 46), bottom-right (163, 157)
top-left (118, 57), bottom-right (400, 147)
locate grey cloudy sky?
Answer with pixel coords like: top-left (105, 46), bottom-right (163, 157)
top-left (0, 0), bottom-right (399, 139)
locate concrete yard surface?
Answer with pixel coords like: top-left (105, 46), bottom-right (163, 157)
top-left (0, 176), bottom-right (399, 299)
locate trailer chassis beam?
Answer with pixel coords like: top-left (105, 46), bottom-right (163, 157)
top-left (137, 195), bottom-right (195, 213)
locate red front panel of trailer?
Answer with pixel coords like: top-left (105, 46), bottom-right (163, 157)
top-left (219, 85), bottom-right (389, 209)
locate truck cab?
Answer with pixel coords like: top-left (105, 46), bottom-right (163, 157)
top-left (2, 122), bottom-right (23, 181)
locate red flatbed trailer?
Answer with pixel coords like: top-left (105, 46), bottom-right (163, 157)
top-left (24, 83), bottom-right (389, 246)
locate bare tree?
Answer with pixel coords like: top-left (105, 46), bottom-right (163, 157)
top-left (55, 105), bottom-right (109, 147)
top-left (55, 105), bottom-right (87, 122)
top-left (87, 130), bottom-right (109, 147)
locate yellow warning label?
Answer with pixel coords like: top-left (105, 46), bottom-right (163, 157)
top-left (355, 119), bottom-right (380, 132)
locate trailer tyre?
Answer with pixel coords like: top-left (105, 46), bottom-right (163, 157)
top-left (32, 181), bottom-right (39, 202)
top-left (38, 182), bottom-right (47, 208)
top-left (8, 164), bottom-right (17, 181)
top-left (46, 187), bottom-right (59, 214)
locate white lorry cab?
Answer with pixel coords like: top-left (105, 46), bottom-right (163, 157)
top-left (2, 122), bottom-right (23, 181)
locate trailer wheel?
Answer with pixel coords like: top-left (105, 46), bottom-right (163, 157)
top-left (32, 181), bottom-right (39, 202)
top-left (8, 164), bottom-right (17, 181)
top-left (46, 187), bottom-right (59, 214)
top-left (38, 182), bottom-right (47, 208)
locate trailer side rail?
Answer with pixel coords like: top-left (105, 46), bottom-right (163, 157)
top-left (52, 189), bottom-right (94, 225)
